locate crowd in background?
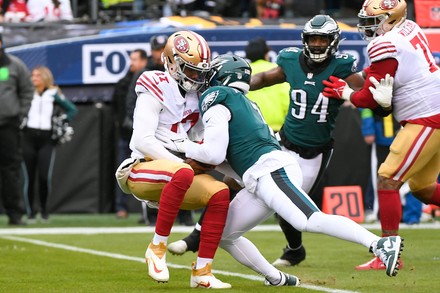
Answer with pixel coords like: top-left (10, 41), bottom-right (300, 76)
top-left (0, 0), bottom-right (416, 24)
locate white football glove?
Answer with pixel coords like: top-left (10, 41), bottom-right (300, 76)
top-left (369, 74), bottom-right (394, 108)
top-left (155, 126), bottom-right (189, 153)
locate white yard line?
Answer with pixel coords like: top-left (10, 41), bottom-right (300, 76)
top-left (1, 234), bottom-right (359, 293)
top-left (1, 222), bottom-right (439, 235)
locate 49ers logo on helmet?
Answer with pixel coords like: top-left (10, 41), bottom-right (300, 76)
top-left (174, 36), bottom-right (189, 53)
top-left (379, 0), bottom-right (397, 10)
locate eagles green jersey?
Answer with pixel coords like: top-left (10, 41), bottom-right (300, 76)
top-left (277, 47), bottom-right (357, 148)
top-left (200, 85), bottom-right (281, 177)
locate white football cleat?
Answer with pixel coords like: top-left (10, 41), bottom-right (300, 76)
top-left (372, 236), bottom-right (404, 277)
top-left (190, 262), bottom-right (231, 289)
top-left (145, 242), bottom-right (169, 282)
top-left (264, 272), bottom-right (300, 286)
top-left (168, 240), bottom-right (188, 256)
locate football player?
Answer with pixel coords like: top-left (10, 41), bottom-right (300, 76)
top-left (323, 0), bottom-right (440, 270)
top-left (248, 14), bottom-right (367, 267)
top-left (115, 30), bottom-right (231, 289)
top-left (166, 14), bottom-right (388, 269)
top-left (157, 54), bottom-right (404, 281)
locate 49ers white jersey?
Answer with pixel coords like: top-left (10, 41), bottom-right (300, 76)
top-left (135, 70), bottom-right (200, 131)
top-left (129, 70), bottom-right (200, 161)
top-left (367, 20), bottom-right (440, 124)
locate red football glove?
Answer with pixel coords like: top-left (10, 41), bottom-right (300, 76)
top-left (322, 76), bottom-right (354, 101)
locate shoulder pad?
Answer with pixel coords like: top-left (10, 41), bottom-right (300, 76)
top-left (135, 71), bottom-right (174, 103)
top-left (367, 37), bottom-right (397, 63)
top-left (200, 87), bottom-right (222, 112)
top-left (278, 47), bottom-right (302, 58)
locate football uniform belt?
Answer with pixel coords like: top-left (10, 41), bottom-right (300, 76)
top-left (279, 126), bottom-right (334, 160)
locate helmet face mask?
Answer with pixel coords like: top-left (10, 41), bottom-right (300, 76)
top-left (302, 15), bottom-right (340, 63)
top-left (209, 54), bottom-right (252, 94)
top-left (357, 0), bottom-right (407, 41)
top-left (162, 31), bottom-right (211, 92)
top-left (173, 56), bottom-right (210, 92)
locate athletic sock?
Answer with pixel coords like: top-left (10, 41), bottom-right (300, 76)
top-left (427, 183), bottom-right (440, 206)
top-left (378, 189), bottom-right (401, 236)
top-left (198, 188), bottom-right (229, 259)
top-left (155, 168), bottom-right (194, 236)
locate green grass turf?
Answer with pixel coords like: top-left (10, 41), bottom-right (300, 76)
top-left (1, 214), bottom-right (440, 292)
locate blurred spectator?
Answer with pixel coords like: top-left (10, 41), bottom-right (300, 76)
top-left (27, 0), bottom-right (74, 22)
top-left (0, 33), bottom-right (33, 225)
top-left (245, 37), bottom-right (289, 132)
top-left (1, 0), bottom-right (29, 23)
top-left (23, 66), bottom-right (77, 223)
top-left (101, 0), bottom-right (133, 9)
top-left (255, 0), bottom-right (284, 19)
top-left (0, 0), bottom-right (10, 22)
top-left (112, 48), bottom-right (147, 219)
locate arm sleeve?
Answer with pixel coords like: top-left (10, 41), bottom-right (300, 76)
top-left (54, 90), bottom-right (78, 121)
top-left (16, 60), bottom-right (34, 119)
top-left (131, 92), bottom-right (184, 162)
top-left (350, 58), bottom-right (398, 108)
top-left (185, 104), bottom-right (231, 166)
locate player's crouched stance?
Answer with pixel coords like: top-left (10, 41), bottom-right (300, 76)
top-left (115, 30), bottom-right (231, 289)
top-left (117, 158), bottom-right (231, 288)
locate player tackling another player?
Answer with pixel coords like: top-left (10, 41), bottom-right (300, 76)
top-left (157, 53), bottom-right (404, 282)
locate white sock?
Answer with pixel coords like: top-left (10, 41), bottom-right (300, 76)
top-left (152, 234), bottom-right (168, 245)
top-left (220, 236), bottom-right (280, 282)
top-left (305, 212), bottom-right (380, 248)
top-left (195, 257), bottom-right (212, 269)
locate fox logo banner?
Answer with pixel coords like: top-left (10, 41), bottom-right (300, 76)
top-left (82, 43), bottom-right (148, 84)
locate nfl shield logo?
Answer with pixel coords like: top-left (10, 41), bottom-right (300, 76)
top-left (431, 7), bottom-right (440, 20)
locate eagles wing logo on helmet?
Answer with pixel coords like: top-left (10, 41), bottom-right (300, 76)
top-left (174, 36), bottom-right (189, 53)
top-left (379, 0), bottom-right (398, 10)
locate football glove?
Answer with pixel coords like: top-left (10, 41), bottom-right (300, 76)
top-left (155, 126), bottom-right (189, 153)
top-left (322, 76), bottom-right (354, 101)
top-left (369, 74), bottom-right (394, 108)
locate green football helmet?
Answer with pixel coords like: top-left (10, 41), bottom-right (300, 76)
top-left (302, 14), bottom-right (340, 63)
top-left (209, 54), bottom-right (252, 94)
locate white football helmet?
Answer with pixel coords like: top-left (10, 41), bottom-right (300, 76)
top-left (302, 15), bottom-right (340, 63)
top-left (162, 30), bottom-right (211, 92)
top-left (358, 0), bottom-right (407, 40)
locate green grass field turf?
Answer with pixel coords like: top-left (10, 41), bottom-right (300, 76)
top-left (1, 214), bottom-right (439, 293)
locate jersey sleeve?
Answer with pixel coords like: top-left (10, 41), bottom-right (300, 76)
top-left (332, 53), bottom-right (358, 79)
top-left (134, 71), bottom-right (169, 104)
top-left (367, 36), bottom-right (398, 63)
top-left (199, 86), bottom-right (228, 115)
top-left (276, 47), bottom-right (301, 69)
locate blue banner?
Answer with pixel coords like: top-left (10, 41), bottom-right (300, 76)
top-left (7, 27), bottom-right (371, 86)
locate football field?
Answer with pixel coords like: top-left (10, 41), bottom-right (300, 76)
top-left (1, 214), bottom-right (439, 293)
